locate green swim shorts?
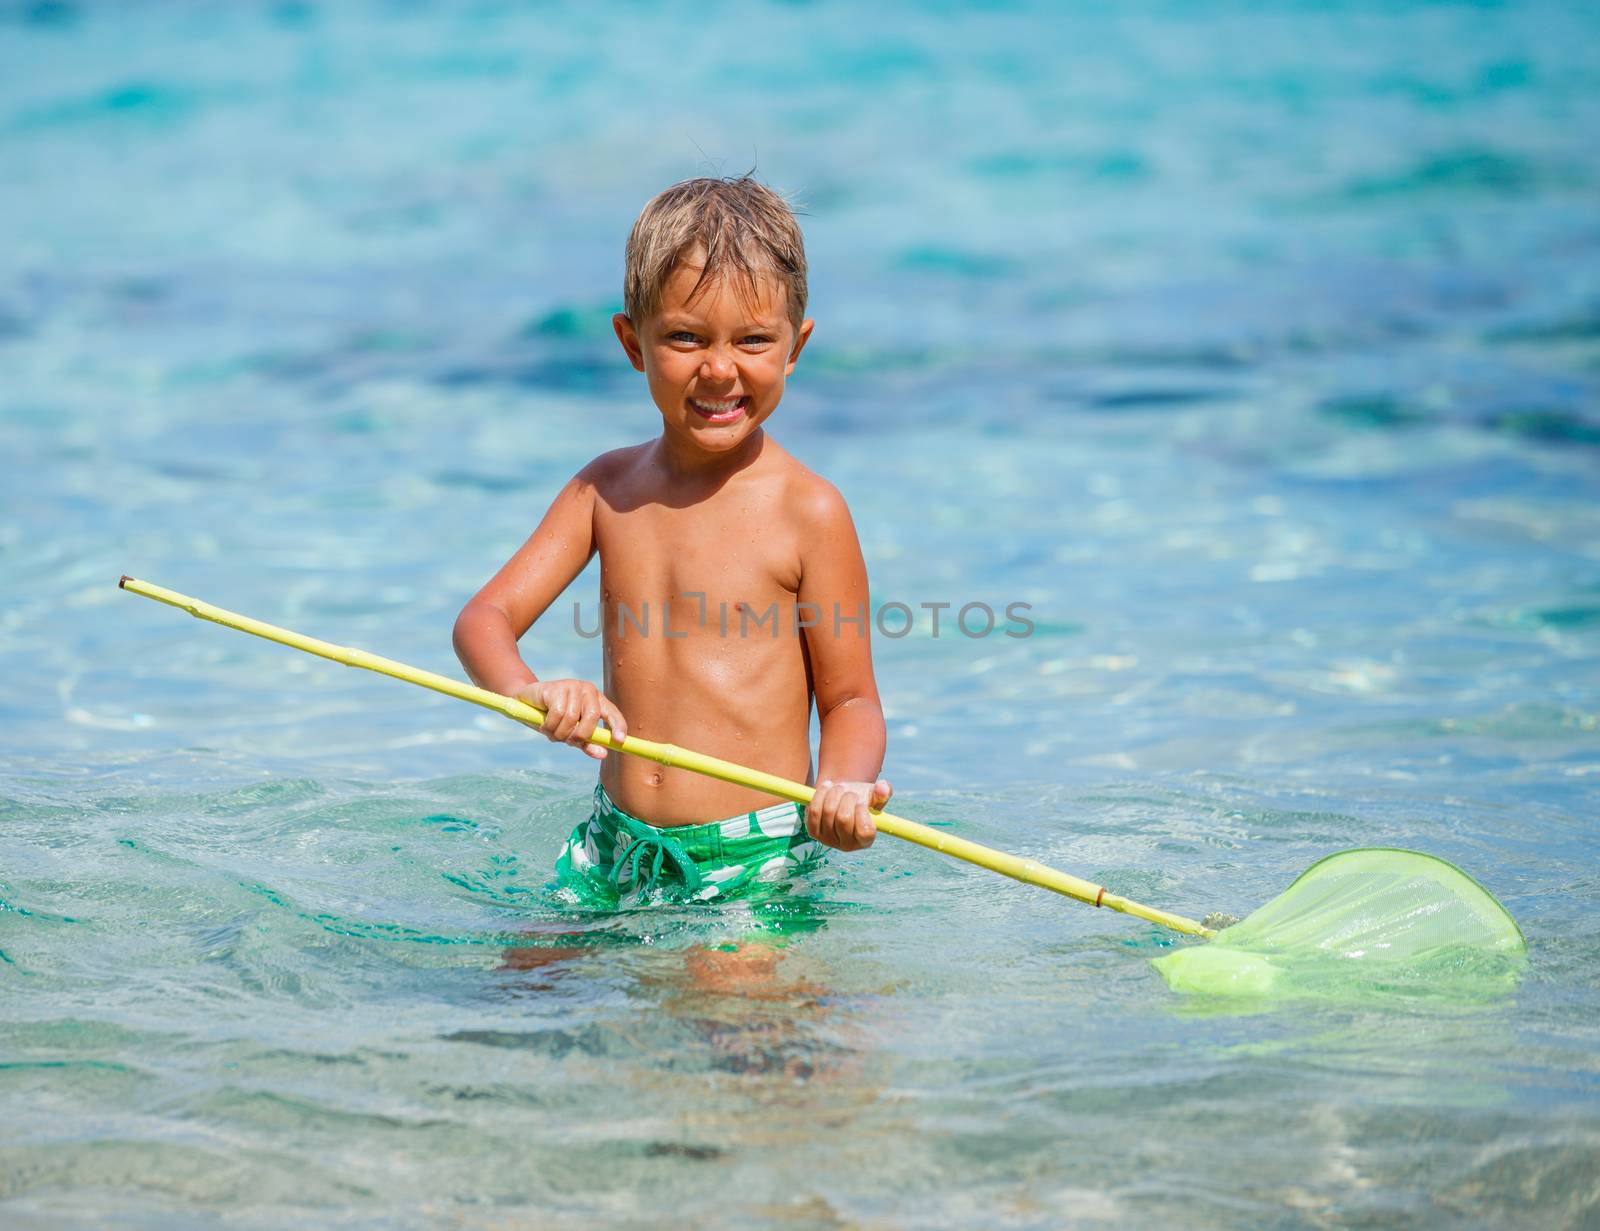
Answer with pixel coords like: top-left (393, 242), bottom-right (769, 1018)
top-left (552, 784), bottom-right (827, 909)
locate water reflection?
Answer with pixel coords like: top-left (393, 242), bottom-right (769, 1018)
top-left (493, 889), bottom-right (867, 1088)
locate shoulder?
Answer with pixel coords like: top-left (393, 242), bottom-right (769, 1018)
top-left (578, 442), bottom-right (650, 483)
top-left (534, 447), bottom-right (647, 529)
top-left (777, 457), bottom-right (858, 543)
top-left (783, 461), bottom-right (869, 592)
top-left (574, 442), bottom-right (652, 498)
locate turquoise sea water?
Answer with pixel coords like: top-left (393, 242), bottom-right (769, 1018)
top-left (4, 1), bottom-right (1599, 1226)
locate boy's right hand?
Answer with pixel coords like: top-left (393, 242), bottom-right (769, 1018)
top-left (515, 680), bottom-right (628, 760)
top-left (806, 778), bottom-right (891, 852)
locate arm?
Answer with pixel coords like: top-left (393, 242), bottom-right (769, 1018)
top-left (796, 481), bottom-right (890, 850)
top-left (453, 468), bottom-right (626, 757)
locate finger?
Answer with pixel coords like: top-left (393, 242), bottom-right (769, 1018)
top-left (570, 695), bottom-right (602, 745)
top-left (872, 778), bottom-right (893, 807)
top-left (554, 712), bottom-right (582, 745)
top-left (582, 742), bottom-right (607, 760)
top-left (807, 781), bottom-right (834, 843)
top-left (825, 786), bottom-right (861, 851)
top-left (806, 781), bottom-right (832, 838)
top-left (829, 791), bottom-right (859, 852)
top-left (854, 798), bottom-right (877, 848)
top-left (519, 683), bottom-right (553, 727)
top-left (806, 800), bottom-right (833, 843)
top-left (599, 698), bottom-right (628, 747)
top-left (551, 692), bottom-right (583, 743)
top-left (539, 694), bottom-right (567, 741)
top-left (817, 785), bottom-right (842, 848)
top-left (541, 698), bottom-right (569, 742)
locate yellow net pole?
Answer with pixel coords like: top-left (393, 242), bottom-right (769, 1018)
top-left (119, 575), bottom-right (1213, 938)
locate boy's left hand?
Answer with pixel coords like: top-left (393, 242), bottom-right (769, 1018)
top-left (806, 778), bottom-right (892, 852)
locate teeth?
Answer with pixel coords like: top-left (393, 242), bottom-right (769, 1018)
top-left (692, 398), bottom-right (742, 413)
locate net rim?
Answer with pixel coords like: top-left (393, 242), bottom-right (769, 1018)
top-left (1275, 846), bottom-right (1526, 950)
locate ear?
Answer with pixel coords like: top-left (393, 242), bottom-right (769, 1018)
top-left (613, 313), bottom-right (645, 372)
top-left (784, 318), bottom-right (815, 376)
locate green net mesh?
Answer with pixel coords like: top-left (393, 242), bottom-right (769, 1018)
top-left (1152, 848), bottom-right (1526, 998)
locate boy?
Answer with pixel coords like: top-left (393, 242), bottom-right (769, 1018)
top-left (453, 176), bottom-right (890, 909)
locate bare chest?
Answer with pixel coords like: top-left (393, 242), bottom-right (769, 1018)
top-left (593, 489), bottom-right (802, 631)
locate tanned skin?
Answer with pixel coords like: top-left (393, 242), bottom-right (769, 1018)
top-left (453, 251), bottom-right (890, 850)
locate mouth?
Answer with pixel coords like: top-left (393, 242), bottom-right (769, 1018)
top-left (688, 395), bottom-right (750, 424)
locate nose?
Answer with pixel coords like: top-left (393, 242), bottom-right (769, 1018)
top-left (699, 349), bottom-right (736, 383)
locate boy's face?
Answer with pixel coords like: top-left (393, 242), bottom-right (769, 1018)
top-left (613, 253), bottom-right (813, 458)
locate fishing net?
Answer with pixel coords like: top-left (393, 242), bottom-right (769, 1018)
top-left (1152, 848), bottom-right (1526, 998)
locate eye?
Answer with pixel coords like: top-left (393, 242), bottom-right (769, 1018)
top-left (740, 335), bottom-right (775, 347)
top-left (667, 330), bottom-right (700, 344)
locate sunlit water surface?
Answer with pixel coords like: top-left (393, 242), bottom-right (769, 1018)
top-left (3, 2), bottom-right (1599, 1227)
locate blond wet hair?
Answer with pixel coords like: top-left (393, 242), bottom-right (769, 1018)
top-left (623, 175), bottom-right (808, 330)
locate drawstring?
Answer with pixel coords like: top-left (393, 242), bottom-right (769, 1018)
top-left (612, 815), bottom-right (704, 897)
